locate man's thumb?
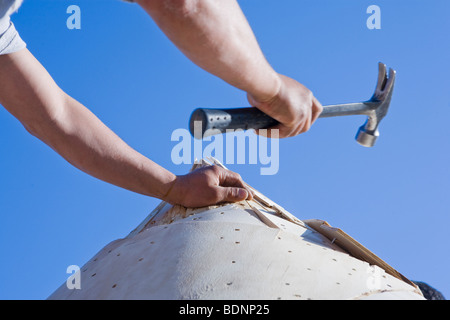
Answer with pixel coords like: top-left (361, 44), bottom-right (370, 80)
top-left (221, 187), bottom-right (249, 203)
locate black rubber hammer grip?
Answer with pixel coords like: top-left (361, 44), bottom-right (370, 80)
top-left (189, 107), bottom-right (278, 139)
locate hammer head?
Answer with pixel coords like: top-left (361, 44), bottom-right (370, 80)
top-left (356, 62), bottom-right (396, 147)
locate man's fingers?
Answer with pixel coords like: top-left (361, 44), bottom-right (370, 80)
top-left (218, 168), bottom-right (244, 187)
top-left (217, 168), bottom-right (254, 200)
top-left (255, 126), bottom-right (284, 138)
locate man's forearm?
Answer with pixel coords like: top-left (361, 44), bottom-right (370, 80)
top-left (0, 49), bottom-right (176, 199)
top-left (43, 94), bottom-right (176, 199)
top-left (137, 0), bottom-right (281, 102)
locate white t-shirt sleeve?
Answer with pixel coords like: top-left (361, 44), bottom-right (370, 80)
top-left (0, 0), bottom-right (26, 55)
top-left (0, 20), bottom-right (26, 55)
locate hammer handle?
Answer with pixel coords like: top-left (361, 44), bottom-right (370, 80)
top-left (189, 102), bottom-right (377, 138)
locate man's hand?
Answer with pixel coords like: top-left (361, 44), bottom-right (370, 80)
top-left (164, 165), bottom-right (254, 208)
top-left (247, 74), bottom-right (323, 138)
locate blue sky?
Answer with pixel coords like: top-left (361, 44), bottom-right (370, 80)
top-left (0, 0), bottom-right (449, 299)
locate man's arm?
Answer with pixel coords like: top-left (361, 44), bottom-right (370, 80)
top-left (0, 49), bottom-right (253, 207)
top-left (136, 0), bottom-right (323, 138)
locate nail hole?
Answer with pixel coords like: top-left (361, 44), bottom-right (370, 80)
top-left (112, 284), bottom-right (117, 288)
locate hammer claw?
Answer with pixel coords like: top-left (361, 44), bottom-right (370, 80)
top-left (373, 62), bottom-right (389, 100)
top-left (386, 68), bottom-right (396, 94)
top-left (377, 62), bottom-right (388, 92)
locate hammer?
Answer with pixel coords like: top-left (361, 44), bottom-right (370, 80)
top-left (189, 62), bottom-right (396, 147)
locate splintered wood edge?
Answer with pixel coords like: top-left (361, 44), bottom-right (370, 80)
top-left (206, 157), bottom-right (305, 227)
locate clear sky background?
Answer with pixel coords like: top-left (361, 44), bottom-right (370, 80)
top-left (0, 0), bottom-right (448, 299)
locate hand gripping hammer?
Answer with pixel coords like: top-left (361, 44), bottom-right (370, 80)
top-left (189, 63), bottom-right (396, 147)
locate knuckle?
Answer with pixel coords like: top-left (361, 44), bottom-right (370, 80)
top-left (210, 165), bottom-right (221, 174)
top-left (285, 113), bottom-right (303, 127)
top-left (314, 101), bottom-right (323, 112)
top-left (316, 101), bottom-right (323, 112)
top-left (314, 103), bottom-right (323, 115)
top-left (302, 124), bottom-right (311, 133)
top-left (305, 120), bottom-right (313, 132)
top-left (211, 188), bottom-right (223, 201)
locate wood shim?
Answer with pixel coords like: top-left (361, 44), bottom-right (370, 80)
top-left (206, 157), bottom-right (305, 228)
top-left (245, 200), bottom-right (280, 229)
top-left (303, 219), bottom-right (418, 288)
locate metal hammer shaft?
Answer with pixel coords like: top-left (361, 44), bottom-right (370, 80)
top-left (320, 102), bottom-right (378, 118)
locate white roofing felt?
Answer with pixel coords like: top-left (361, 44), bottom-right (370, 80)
top-left (48, 158), bottom-right (424, 300)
